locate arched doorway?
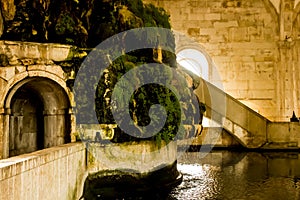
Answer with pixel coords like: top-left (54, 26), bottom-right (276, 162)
top-left (5, 77), bottom-right (71, 157)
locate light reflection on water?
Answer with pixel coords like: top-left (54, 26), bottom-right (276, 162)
top-left (169, 151), bottom-right (300, 200)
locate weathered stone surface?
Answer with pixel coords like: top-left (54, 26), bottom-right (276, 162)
top-left (82, 161), bottom-right (181, 199)
top-left (0, 0), bottom-right (15, 21)
top-left (0, 143), bottom-right (86, 200)
top-left (87, 141), bottom-right (177, 173)
top-left (0, 8), bottom-right (3, 38)
top-left (0, 54), bottom-right (8, 66)
top-left (143, 0), bottom-right (290, 121)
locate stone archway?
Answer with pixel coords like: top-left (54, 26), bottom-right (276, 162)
top-left (5, 77), bottom-right (71, 157)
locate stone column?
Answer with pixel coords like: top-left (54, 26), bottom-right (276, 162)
top-left (69, 108), bottom-right (77, 142)
top-left (43, 109), bottom-right (68, 148)
top-left (275, 0), bottom-right (297, 121)
top-left (1, 108), bottom-right (11, 158)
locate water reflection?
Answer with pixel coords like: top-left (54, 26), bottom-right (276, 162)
top-left (170, 151), bottom-right (300, 200)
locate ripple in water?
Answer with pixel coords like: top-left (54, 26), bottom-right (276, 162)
top-left (169, 163), bottom-right (222, 200)
top-left (168, 152), bottom-right (300, 200)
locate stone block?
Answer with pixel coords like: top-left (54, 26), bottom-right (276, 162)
top-left (231, 42), bottom-right (276, 50)
top-left (0, 66), bottom-right (15, 81)
top-left (207, 1), bottom-right (222, 8)
top-left (241, 62), bottom-right (256, 71)
top-left (214, 21), bottom-right (238, 28)
top-left (188, 13), bottom-right (205, 20)
top-left (188, 0), bottom-right (207, 8)
top-left (172, 12), bottom-right (188, 20)
top-left (21, 44), bottom-right (41, 59)
top-left (186, 20), bottom-right (200, 27)
top-left (224, 70), bottom-right (237, 80)
top-left (209, 35), bottom-right (226, 43)
top-left (200, 28), bottom-right (216, 35)
top-left (248, 90), bottom-right (275, 99)
top-left (187, 28), bottom-right (200, 36)
top-left (15, 66), bottom-right (26, 74)
top-left (192, 7), bottom-right (211, 13)
top-left (223, 80), bottom-right (248, 90)
top-left (204, 13), bottom-right (221, 21)
top-left (221, 12), bottom-right (238, 21)
top-left (196, 35), bottom-right (210, 42)
top-left (212, 56), bottom-right (231, 63)
top-left (197, 20), bottom-right (214, 28)
top-left (233, 124), bottom-right (248, 142)
top-left (255, 62), bottom-right (274, 72)
top-left (249, 80), bottom-right (274, 90)
top-left (228, 27), bottom-right (250, 42)
top-left (248, 71), bottom-right (274, 81)
top-left (45, 65), bottom-right (65, 78)
top-left (226, 89), bottom-right (248, 99)
top-left (223, 117), bottom-right (233, 132)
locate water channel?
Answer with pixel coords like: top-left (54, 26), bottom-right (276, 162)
top-left (169, 151), bottom-right (300, 200)
top-left (96, 150), bottom-right (300, 199)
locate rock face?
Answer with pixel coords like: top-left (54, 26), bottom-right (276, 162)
top-left (0, 0), bottom-right (171, 48)
top-left (0, 0), bottom-right (16, 21)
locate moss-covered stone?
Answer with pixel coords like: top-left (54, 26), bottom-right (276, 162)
top-left (0, 0), bottom-right (172, 48)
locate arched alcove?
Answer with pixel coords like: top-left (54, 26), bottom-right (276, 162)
top-left (5, 77), bottom-right (71, 157)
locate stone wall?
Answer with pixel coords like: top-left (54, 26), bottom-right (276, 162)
top-left (144, 0), bottom-right (300, 121)
top-left (265, 122), bottom-right (300, 148)
top-left (87, 141), bottom-right (177, 173)
top-left (0, 142), bottom-right (86, 200)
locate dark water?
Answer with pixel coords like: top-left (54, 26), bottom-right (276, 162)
top-left (170, 151), bottom-right (300, 200)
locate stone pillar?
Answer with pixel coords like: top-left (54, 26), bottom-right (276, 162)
top-left (276, 0), bottom-right (298, 121)
top-left (43, 109), bottom-right (68, 148)
top-left (280, 0), bottom-right (294, 40)
top-left (69, 108), bottom-right (77, 142)
top-left (0, 6), bottom-right (4, 38)
top-left (1, 108), bottom-right (10, 159)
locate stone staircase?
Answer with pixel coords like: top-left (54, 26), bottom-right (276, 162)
top-left (194, 78), bottom-right (269, 149)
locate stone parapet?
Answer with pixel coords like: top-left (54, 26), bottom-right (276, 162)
top-left (0, 142), bottom-right (86, 200)
top-left (0, 40), bottom-right (87, 67)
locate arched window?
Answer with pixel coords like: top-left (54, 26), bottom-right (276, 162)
top-left (176, 48), bottom-right (209, 81)
top-left (176, 48), bottom-right (223, 128)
